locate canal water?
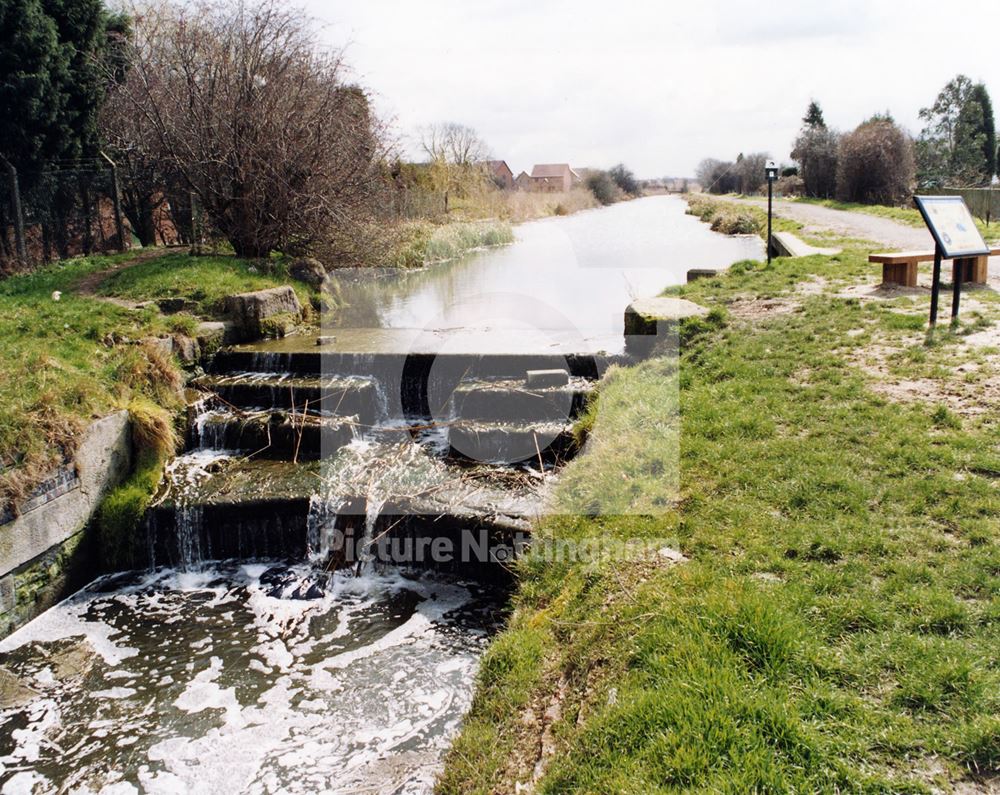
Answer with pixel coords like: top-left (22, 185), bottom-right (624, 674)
top-left (329, 195), bottom-right (763, 352)
top-left (0, 196), bottom-right (762, 794)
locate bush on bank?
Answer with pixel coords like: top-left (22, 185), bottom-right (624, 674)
top-left (685, 195), bottom-right (764, 235)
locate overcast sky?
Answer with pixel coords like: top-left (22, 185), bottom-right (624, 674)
top-left (305, 0), bottom-right (1000, 178)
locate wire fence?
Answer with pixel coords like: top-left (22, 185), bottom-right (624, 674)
top-left (923, 186), bottom-right (1000, 226)
top-left (0, 156), bottom-right (128, 274)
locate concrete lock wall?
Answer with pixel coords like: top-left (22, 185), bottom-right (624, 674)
top-left (0, 411), bottom-right (132, 636)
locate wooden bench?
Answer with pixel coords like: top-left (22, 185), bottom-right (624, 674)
top-left (869, 247), bottom-right (998, 287)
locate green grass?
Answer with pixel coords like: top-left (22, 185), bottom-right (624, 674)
top-left (97, 252), bottom-right (314, 314)
top-left (439, 245), bottom-right (1000, 793)
top-left (0, 250), bottom-right (312, 511)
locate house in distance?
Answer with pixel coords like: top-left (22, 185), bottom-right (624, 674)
top-left (486, 160), bottom-right (514, 190)
top-left (526, 163), bottom-right (581, 192)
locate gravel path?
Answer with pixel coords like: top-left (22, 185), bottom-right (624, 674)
top-left (731, 197), bottom-right (934, 250)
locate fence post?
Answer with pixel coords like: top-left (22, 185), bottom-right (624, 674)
top-left (1, 156), bottom-right (28, 263)
top-left (100, 151), bottom-right (127, 251)
top-left (190, 191), bottom-right (202, 256)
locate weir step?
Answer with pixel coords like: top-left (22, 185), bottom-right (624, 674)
top-left (211, 349), bottom-right (613, 381)
top-left (450, 378), bottom-right (593, 424)
top-left (448, 421), bottom-right (578, 465)
top-left (191, 411), bottom-right (358, 460)
top-left (192, 374), bottom-right (381, 424)
top-left (146, 455), bottom-right (537, 575)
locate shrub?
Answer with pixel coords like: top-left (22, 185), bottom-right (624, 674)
top-left (836, 118), bottom-right (915, 205)
top-left (685, 195), bottom-right (718, 222)
top-left (586, 171), bottom-right (618, 205)
top-left (609, 163), bottom-right (640, 195)
top-left (792, 127), bottom-right (840, 198)
top-left (685, 197), bottom-right (763, 235)
top-left (776, 175), bottom-right (805, 197)
top-left (710, 209), bottom-right (763, 236)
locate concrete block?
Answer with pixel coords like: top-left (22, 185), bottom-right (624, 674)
top-left (624, 297), bottom-right (709, 358)
top-left (525, 369), bottom-right (569, 388)
top-left (195, 321), bottom-right (240, 353)
top-left (771, 231), bottom-right (841, 258)
top-left (224, 286), bottom-right (302, 340)
top-left (687, 268), bottom-right (718, 282)
top-left (171, 334), bottom-right (200, 365)
top-left (0, 411), bottom-right (132, 579)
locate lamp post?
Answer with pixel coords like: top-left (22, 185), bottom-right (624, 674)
top-left (765, 160), bottom-right (779, 264)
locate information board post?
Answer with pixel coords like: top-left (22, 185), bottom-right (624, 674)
top-left (951, 260), bottom-right (963, 320)
top-left (914, 195), bottom-right (989, 328)
top-left (929, 244), bottom-right (943, 327)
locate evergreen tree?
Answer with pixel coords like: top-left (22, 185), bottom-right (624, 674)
top-left (968, 83), bottom-right (996, 178)
top-left (0, 0), bottom-right (119, 176)
top-left (803, 100), bottom-right (826, 129)
top-left (917, 74), bottom-right (993, 186)
top-left (0, 0), bottom-right (69, 179)
top-left (41, 0), bottom-right (109, 161)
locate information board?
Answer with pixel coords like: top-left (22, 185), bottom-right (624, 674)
top-left (914, 195), bottom-right (990, 259)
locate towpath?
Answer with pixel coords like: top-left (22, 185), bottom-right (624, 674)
top-left (730, 197), bottom-right (934, 250)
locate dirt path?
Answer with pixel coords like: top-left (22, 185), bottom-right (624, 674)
top-left (731, 197), bottom-right (934, 250)
top-left (74, 247), bottom-right (174, 298)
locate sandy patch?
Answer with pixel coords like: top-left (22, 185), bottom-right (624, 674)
top-left (794, 276), bottom-right (829, 296)
top-left (727, 297), bottom-right (800, 322)
top-left (849, 330), bottom-right (1000, 417)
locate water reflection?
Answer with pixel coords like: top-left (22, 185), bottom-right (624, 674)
top-left (329, 195), bottom-right (763, 351)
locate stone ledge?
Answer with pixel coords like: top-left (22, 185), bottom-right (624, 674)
top-left (771, 231), bottom-right (842, 258)
top-left (224, 286), bottom-right (302, 340)
top-left (0, 411), bottom-right (132, 579)
top-left (624, 297), bottom-right (709, 358)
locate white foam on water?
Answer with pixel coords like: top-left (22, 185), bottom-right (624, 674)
top-left (93, 687), bottom-right (137, 700)
top-left (0, 590), bottom-right (138, 667)
top-left (1, 771), bottom-right (50, 795)
top-left (0, 564), bottom-right (497, 794)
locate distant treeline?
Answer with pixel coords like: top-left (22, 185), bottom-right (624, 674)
top-left (697, 76), bottom-right (998, 206)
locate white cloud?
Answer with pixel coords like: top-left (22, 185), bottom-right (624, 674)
top-left (309, 0), bottom-right (1000, 177)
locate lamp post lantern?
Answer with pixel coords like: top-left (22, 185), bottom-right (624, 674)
top-left (765, 160), bottom-right (779, 265)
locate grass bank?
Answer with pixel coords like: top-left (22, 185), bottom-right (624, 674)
top-left (387, 220), bottom-right (515, 268)
top-left (440, 234), bottom-right (1000, 791)
top-left (95, 252), bottom-right (315, 315)
top-left (387, 189), bottom-right (604, 268)
top-left (686, 194), bottom-right (766, 235)
top-left (0, 251), bottom-right (317, 513)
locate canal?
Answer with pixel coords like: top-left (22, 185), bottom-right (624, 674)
top-left (0, 196), bottom-right (761, 794)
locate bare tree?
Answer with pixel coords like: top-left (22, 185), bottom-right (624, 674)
top-left (695, 158), bottom-right (738, 194)
top-left (836, 117), bottom-right (915, 205)
top-left (99, 67), bottom-right (168, 246)
top-left (419, 122), bottom-right (491, 210)
top-left (420, 122), bottom-right (489, 166)
top-left (111, 0), bottom-right (388, 258)
top-left (735, 152), bottom-right (769, 194)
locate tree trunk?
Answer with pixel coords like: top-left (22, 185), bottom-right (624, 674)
top-left (230, 236), bottom-right (272, 259)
